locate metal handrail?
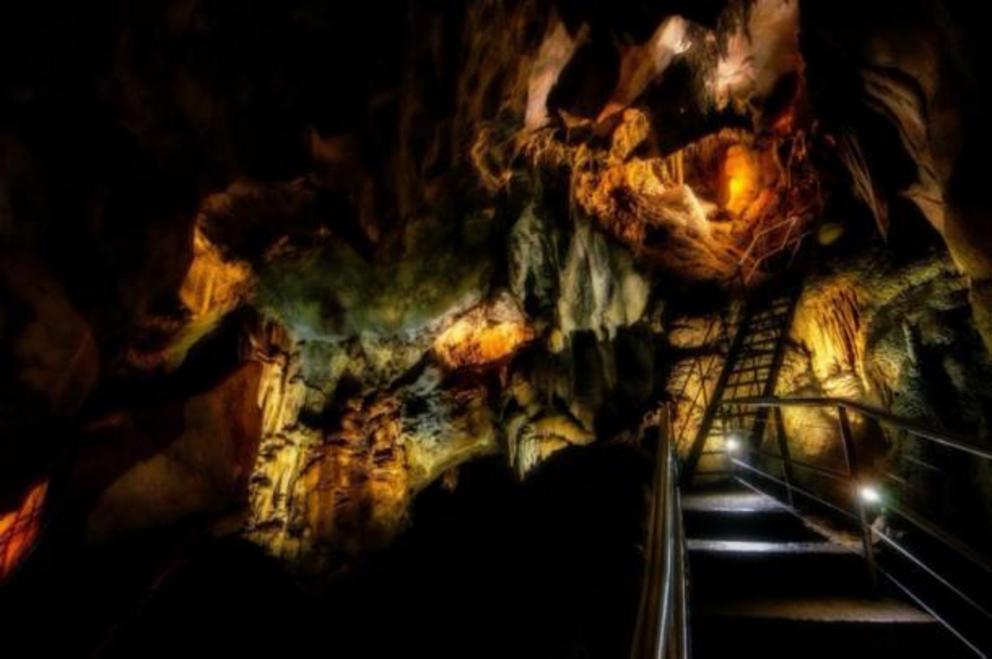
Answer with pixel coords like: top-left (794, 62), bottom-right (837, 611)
top-left (712, 394), bottom-right (992, 656)
top-left (724, 396), bottom-right (992, 460)
top-left (631, 407), bottom-right (690, 659)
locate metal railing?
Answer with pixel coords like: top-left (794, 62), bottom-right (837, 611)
top-left (631, 407), bottom-right (690, 659)
top-left (713, 395), bottom-right (992, 657)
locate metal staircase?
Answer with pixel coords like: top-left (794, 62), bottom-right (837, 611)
top-left (634, 280), bottom-right (992, 658)
top-left (634, 394), bottom-right (992, 658)
top-left (683, 480), bottom-right (969, 658)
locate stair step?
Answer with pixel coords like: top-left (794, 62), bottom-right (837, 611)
top-left (684, 506), bottom-right (823, 543)
top-left (694, 454), bottom-right (732, 478)
top-left (683, 491), bottom-right (785, 514)
top-left (692, 607), bottom-right (963, 659)
top-left (697, 596), bottom-right (934, 623)
top-left (691, 473), bottom-right (735, 488)
top-left (687, 539), bottom-right (850, 555)
top-left (688, 540), bottom-right (872, 598)
top-left (683, 478), bottom-right (749, 495)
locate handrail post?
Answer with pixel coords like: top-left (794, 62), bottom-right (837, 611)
top-left (836, 405), bottom-right (857, 477)
top-left (837, 405), bottom-right (878, 589)
top-left (774, 407), bottom-right (796, 509)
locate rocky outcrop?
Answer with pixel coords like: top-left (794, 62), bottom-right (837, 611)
top-left (771, 247), bottom-right (992, 491)
top-left (802, 0), bottom-right (992, 350)
top-left (10, 0), bottom-right (990, 582)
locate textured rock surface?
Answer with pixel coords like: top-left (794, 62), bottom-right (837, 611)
top-left (3, 0), bottom-right (992, 585)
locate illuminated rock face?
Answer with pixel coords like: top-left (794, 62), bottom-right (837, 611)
top-left (770, 249), bottom-right (992, 482)
top-left (4, 0), bottom-right (991, 578)
top-left (0, 0), bottom-right (819, 569)
top-left (243, 333), bottom-right (503, 562)
top-left (433, 294), bottom-right (535, 370)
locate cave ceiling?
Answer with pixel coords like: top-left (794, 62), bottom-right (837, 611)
top-left (2, 0), bottom-right (991, 575)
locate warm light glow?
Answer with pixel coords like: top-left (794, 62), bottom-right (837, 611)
top-left (434, 298), bottom-right (534, 369)
top-left (723, 145), bottom-right (760, 215)
top-left (0, 480), bottom-right (48, 580)
top-left (728, 175), bottom-right (746, 202)
top-left (859, 485), bottom-right (882, 505)
top-left (725, 436), bottom-right (741, 453)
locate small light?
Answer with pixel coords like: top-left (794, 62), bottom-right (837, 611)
top-left (859, 485), bottom-right (882, 505)
top-left (725, 436), bottom-right (741, 453)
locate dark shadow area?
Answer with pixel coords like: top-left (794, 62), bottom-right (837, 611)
top-left (3, 443), bottom-right (650, 659)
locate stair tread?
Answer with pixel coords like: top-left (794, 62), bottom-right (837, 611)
top-left (687, 539), bottom-right (850, 555)
top-left (697, 596), bottom-right (935, 623)
top-left (682, 491), bottom-right (785, 514)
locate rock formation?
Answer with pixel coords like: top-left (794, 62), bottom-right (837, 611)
top-left (2, 0), bottom-right (991, 583)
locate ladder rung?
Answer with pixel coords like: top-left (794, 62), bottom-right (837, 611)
top-left (726, 375), bottom-right (767, 385)
top-left (748, 312), bottom-right (789, 324)
top-left (729, 374), bottom-right (771, 382)
top-left (717, 404), bottom-right (760, 411)
top-left (729, 365), bottom-right (772, 374)
top-left (749, 312), bottom-right (787, 320)
top-left (724, 387), bottom-right (765, 396)
top-left (725, 377), bottom-right (767, 387)
top-left (739, 349), bottom-right (778, 357)
top-left (742, 338), bottom-right (780, 347)
top-left (734, 357), bottom-right (773, 365)
top-left (731, 351), bottom-right (771, 364)
top-left (744, 330), bottom-right (781, 338)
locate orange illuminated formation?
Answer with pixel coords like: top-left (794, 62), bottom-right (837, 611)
top-left (722, 145), bottom-right (760, 216)
top-left (434, 298), bottom-right (534, 369)
top-left (0, 480), bottom-right (48, 580)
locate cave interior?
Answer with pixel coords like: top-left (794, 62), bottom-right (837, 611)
top-left (2, 1), bottom-right (992, 657)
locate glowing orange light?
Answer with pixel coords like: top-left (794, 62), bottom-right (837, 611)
top-left (0, 480), bottom-right (48, 580)
top-left (722, 145), bottom-right (760, 215)
top-left (728, 175), bottom-right (746, 202)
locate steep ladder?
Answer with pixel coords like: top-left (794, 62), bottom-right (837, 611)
top-left (683, 285), bottom-right (800, 485)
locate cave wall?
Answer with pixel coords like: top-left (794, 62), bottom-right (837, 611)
top-left (801, 0), bottom-right (992, 350)
top-left (3, 0), bottom-right (992, 575)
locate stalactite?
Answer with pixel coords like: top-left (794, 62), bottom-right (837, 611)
top-left (244, 323), bottom-right (315, 562)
